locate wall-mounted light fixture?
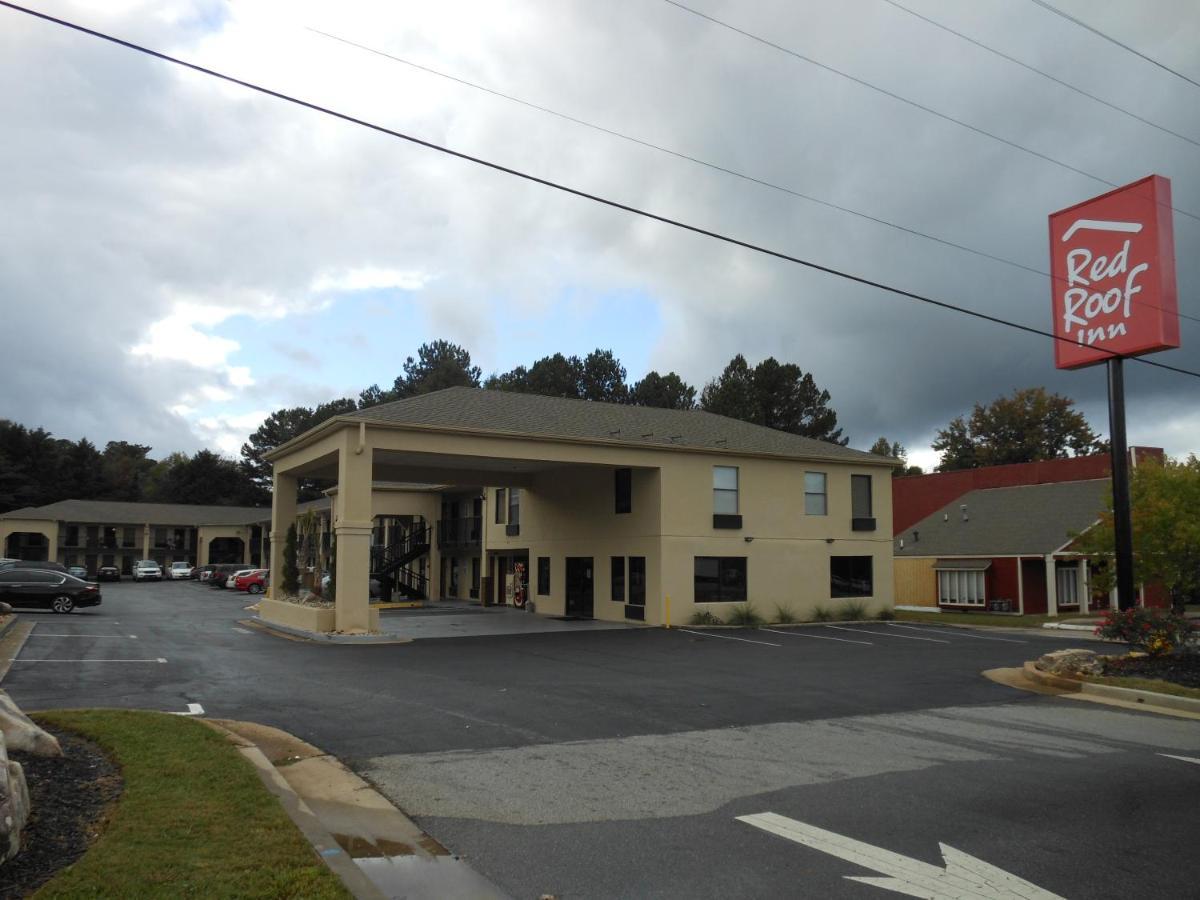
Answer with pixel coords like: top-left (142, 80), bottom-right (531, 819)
top-left (743, 536), bottom-right (754, 543)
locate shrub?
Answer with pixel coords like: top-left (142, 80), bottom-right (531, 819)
top-left (876, 608), bottom-right (896, 621)
top-left (726, 604), bottom-right (764, 628)
top-left (281, 524), bottom-right (300, 596)
top-left (689, 610), bottom-right (722, 626)
top-left (839, 601), bottom-right (867, 621)
top-left (1095, 608), bottom-right (1195, 656)
top-left (811, 605), bottom-right (833, 622)
top-left (774, 604), bottom-right (797, 625)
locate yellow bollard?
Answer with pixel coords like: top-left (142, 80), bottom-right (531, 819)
top-left (664, 594), bottom-right (671, 629)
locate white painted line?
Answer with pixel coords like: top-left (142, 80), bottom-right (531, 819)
top-left (1061, 218), bottom-right (1142, 241)
top-left (824, 625), bottom-right (949, 643)
top-left (738, 812), bottom-right (1064, 899)
top-left (170, 703), bottom-right (205, 716)
top-left (33, 634), bottom-right (140, 639)
top-left (232, 627), bottom-right (252, 635)
top-left (6, 658), bottom-right (167, 663)
top-left (678, 629), bottom-right (782, 647)
top-left (887, 623), bottom-right (1027, 644)
top-left (1160, 754), bottom-right (1200, 766)
top-left (762, 628), bottom-right (873, 646)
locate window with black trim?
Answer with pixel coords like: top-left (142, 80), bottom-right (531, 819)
top-left (804, 472), bottom-right (827, 516)
top-left (831, 556), bottom-right (873, 598)
top-left (694, 556), bottom-right (747, 603)
top-left (494, 489), bottom-right (506, 524)
top-left (713, 466), bottom-right (738, 514)
top-left (629, 557), bottom-right (646, 606)
top-left (615, 468), bottom-right (632, 514)
top-left (508, 488), bottom-right (521, 527)
top-left (611, 556), bottom-right (625, 602)
top-left (537, 556), bottom-right (550, 595)
top-left (851, 475), bottom-right (872, 518)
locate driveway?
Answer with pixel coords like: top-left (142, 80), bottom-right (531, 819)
top-left (4, 580), bottom-right (1197, 898)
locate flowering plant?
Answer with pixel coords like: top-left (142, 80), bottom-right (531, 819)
top-left (1094, 608), bottom-right (1195, 656)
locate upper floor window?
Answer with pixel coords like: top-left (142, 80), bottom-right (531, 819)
top-left (713, 466), bottom-right (738, 515)
top-left (804, 472), bottom-right (827, 516)
top-left (508, 488), bottom-right (521, 527)
top-left (494, 489), bottom-right (506, 524)
top-left (852, 475), bottom-right (872, 518)
top-left (615, 468), bottom-right (632, 514)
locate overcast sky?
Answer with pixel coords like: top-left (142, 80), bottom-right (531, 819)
top-left (3, 0), bottom-right (1198, 470)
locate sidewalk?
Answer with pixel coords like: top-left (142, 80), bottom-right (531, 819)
top-left (210, 720), bottom-right (508, 899)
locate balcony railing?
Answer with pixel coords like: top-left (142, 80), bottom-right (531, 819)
top-left (437, 517), bottom-right (482, 551)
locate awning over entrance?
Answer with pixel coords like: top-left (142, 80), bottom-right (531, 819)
top-left (933, 558), bottom-right (992, 571)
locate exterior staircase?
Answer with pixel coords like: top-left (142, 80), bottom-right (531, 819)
top-left (370, 524), bottom-right (431, 602)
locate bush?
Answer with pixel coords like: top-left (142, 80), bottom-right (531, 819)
top-left (876, 608), bottom-right (896, 621)
top-left (774, 604), bottom-right (797, 625)
top-left (689, 610), bottom-right (723, 626)
top-left (726, 603), bottom-right (764, 628)
top-left (1095, 608), bottom-right (1195, 656)
top-left (811, 605), bottom-right (833, 622)
top-left (839, 601), bottom-right (868, 621)
top-left (281, 524), bottom-right (300, 596)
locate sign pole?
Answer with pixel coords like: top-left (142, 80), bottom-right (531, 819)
top-left (1106, 357), bottom-right (1136, 610)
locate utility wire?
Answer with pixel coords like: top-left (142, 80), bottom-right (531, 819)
top-left (882, 0), bottom-right (1200, 149)
top-left (658, 0), bottom-right (1200, 224)
top-left (1029, 0), bottom-right (1200, 91)
top-left (311, 25), bottom-right (1200, 329)
top-left (4, 1), bottom-right (1198, 382)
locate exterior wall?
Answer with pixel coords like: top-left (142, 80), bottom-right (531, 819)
top-left (990, 557), bottom-right (1021, 610)
top-left (197, 525), bottom-right (252, 566)
top-left (0, 519), bottom-right (59, 562)
top-left (893, 558), bottom-right (937, 607)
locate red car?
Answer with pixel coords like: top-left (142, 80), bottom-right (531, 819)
top-left (234, 569), bottom-right (268, 594)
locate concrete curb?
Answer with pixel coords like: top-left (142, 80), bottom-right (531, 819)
top-left (0, 619), bottom-right (34, 685)
top-left (1023, 661), bottom-right (1200, 712)
top-left (1041, 622), bottom-right (1098, 631)
top-left (240, 618), bottom-right (413, 645)
top-left (679, 619), bottom-right (888, 630)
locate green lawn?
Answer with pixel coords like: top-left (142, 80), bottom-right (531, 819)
top-left (33, 710), bottom-right (348, 899)
top-left (894, 609), bottom-right (1097, 629)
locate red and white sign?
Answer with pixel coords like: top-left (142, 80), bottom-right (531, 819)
top-left (1048, 174), bottom-right (1179, 370)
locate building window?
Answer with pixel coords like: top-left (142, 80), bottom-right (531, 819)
top-left (629, 557), bottom-right (646, 606)
top-left (494, 489), bottom-right (506, 524)
top-left (694, 556), bottom-right (747, 603)
top-left (938, 569), bottom-right (986, 606)
top-left (851, 475), bottom-right (872, 518)
top-left (804, 472), bottom-right (827, 516)
top-left (713, 466), bottom-right (738, 515)
top-left (611, 557), bottom-right (626, 603)
top-left (508, 489), bottom-right (520, 527)
top-left (471, 557), bottom-right (481, 596)
top-left (831, 556), bottom-right (873, 598)
top-left (1056, 563), bottom-right (1079, 607)
top-left (122, 527), bottom-right (136, 548)
top-left (537, 556), bottom-right (550, 596)
top-left (615, 468), bottom-right (632, 514)
top-left (65, 525), bottom-right (79, 546)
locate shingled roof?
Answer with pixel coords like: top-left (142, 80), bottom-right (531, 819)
top-left (894, 479), bottom-right (1109, 558)
top-left (343, 387), bottom-right (890, 465)
top-left (0, 499), bottom-right (269, 526)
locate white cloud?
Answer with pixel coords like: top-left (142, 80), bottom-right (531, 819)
top-left (311, 266), bottom-right (433, 293)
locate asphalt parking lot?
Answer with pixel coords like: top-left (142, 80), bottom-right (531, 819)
top-left (4, 580), bottom-right (1198, 898)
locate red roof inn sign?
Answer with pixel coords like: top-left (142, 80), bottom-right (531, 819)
top-left (1049, 174), bottom-right (1179, 370)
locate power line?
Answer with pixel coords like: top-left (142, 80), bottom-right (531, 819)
top-left (657, 0), bottom-right (1200, 224)
top-left (4, 0), bottom-right (1198, 383)
top-left (309, 27), bottom-right (1200, 329)
top-left (1029, 0), bottom-right (1200, 91)
top-left (882, 0), bottom-right (1200, 149)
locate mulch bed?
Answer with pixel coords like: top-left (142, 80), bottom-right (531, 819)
top-left (0, 727), bottom-right (123, 899)
top-left (1103, 653), bottom-right (1200, 689)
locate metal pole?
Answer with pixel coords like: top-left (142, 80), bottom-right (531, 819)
top-left (1107, 358), bottom-right (1136, 610)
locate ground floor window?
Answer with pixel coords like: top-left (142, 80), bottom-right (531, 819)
top-left (831, 556), bottom-right (873, 598)
top-left (694, 557), bottom-right (747, 603)
top-left (1056, 563), bottom-right (1080, 607)
top-left (471, 557), bottom-right (480, 598)
top-left (629, 557), bottom-right (646, 606)
top-left (937, 569), bottom-right (985, 606)
top-left (611, 557), bottom-right (625, 603)
top-left (537, 556), bottom-right (550, 596)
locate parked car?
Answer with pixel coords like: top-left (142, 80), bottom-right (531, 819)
top-left (96, 565), bottom-right (121, 582)
top-left (208, 564), bottom-right (243, 588)
top-left (320, 573), bottom-right (384, 598)
top-left (0, 567), bottom-right (101, 613)
top-left (234, 569), bottom-right (268, 594)
top-left (168, 561), bottom-right (193, 580)
top-left (225, 568), bottom-right (257, 589)
top-left (133, 560), bottom-right (162, 582)
top-left (67, 565), bottom-right (88, 579)
top-left (0, 560), bottom-right (68, 573)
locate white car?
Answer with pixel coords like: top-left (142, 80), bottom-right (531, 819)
top-left (168, 561), bottom-right (193, 580)
top-left (133, 560), bottom-right (162, 582)
top-left (225, 568), bottom-right (256, 589)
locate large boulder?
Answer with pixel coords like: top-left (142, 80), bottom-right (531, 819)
top-left (1034, 648), bottom-right (1104, 677)
top-left (0, 690), bottom-right (61, 757)
top-left (0, 731), bottom-right (30, 863)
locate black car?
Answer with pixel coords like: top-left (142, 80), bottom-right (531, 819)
top-left (97, 566), bottom-right (121, 582)
top-left (0, 560), bottom-right (68, 573)
top-left (0, 568), bottom-right (101, 613)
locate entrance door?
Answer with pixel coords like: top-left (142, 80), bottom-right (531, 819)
top-left (565, 557), bottom-right (594, 619)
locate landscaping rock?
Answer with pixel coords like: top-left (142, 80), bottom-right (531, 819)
top-left (0, 691), bottom-right (62, 757)
top-left (1034, 648), bottom-right (1104, 677)
top-left (0, 732), bottom-right (30, 864)
top-left (0, 602), bottom-right (12, 614)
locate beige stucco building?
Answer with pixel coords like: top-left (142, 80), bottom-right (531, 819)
top-left (265, 387), bottom-right (897, 633)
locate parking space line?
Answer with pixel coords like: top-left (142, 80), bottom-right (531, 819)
top-left (761, 628), bottom-right (873, 646)
top-left (32, 634), bottom-right (139, 639)
top-left (678, 629), bottom-right (782, 647)
top-left (232, 627), bottom-right (252, 635)
top-left (824, 625), bottom-right (950, 643)
top-left (1160, 754), bottom-right (1200, 766)
top-left (887, 623), bottom-right (1027, 643)
top-left (7, 657), bottom-right (168, 663)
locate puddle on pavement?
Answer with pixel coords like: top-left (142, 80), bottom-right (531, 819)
top-left (354, 855), bottom-right (506, 898)
top-left (332, 834), bottom-right (415, 858)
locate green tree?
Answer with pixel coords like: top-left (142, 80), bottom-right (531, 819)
top-left (100, 441), bottom-right (155, 501)
top-left (630, 371), bottom-right (697, 410)
top-left (933, 387), bottom-right (1104, 472)
top-left (869, 436), bottom-right (922, 477)
top-left (281, 523), bottom-right (300, 596)
top-left (526, 353), bottom-right (585, 398)
top-left (154, 450), bottom-right (265, 506)
top-left (361, 340), bottom-right (482, 407)
top-left (701, 355), bottom-right (846, 444)
top-left (1073, 455), bottom-right (1200, 613)
top-left (579, 349), bottom-right (629, 403)
top-left (240, 399), bottom-right (357, 494)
